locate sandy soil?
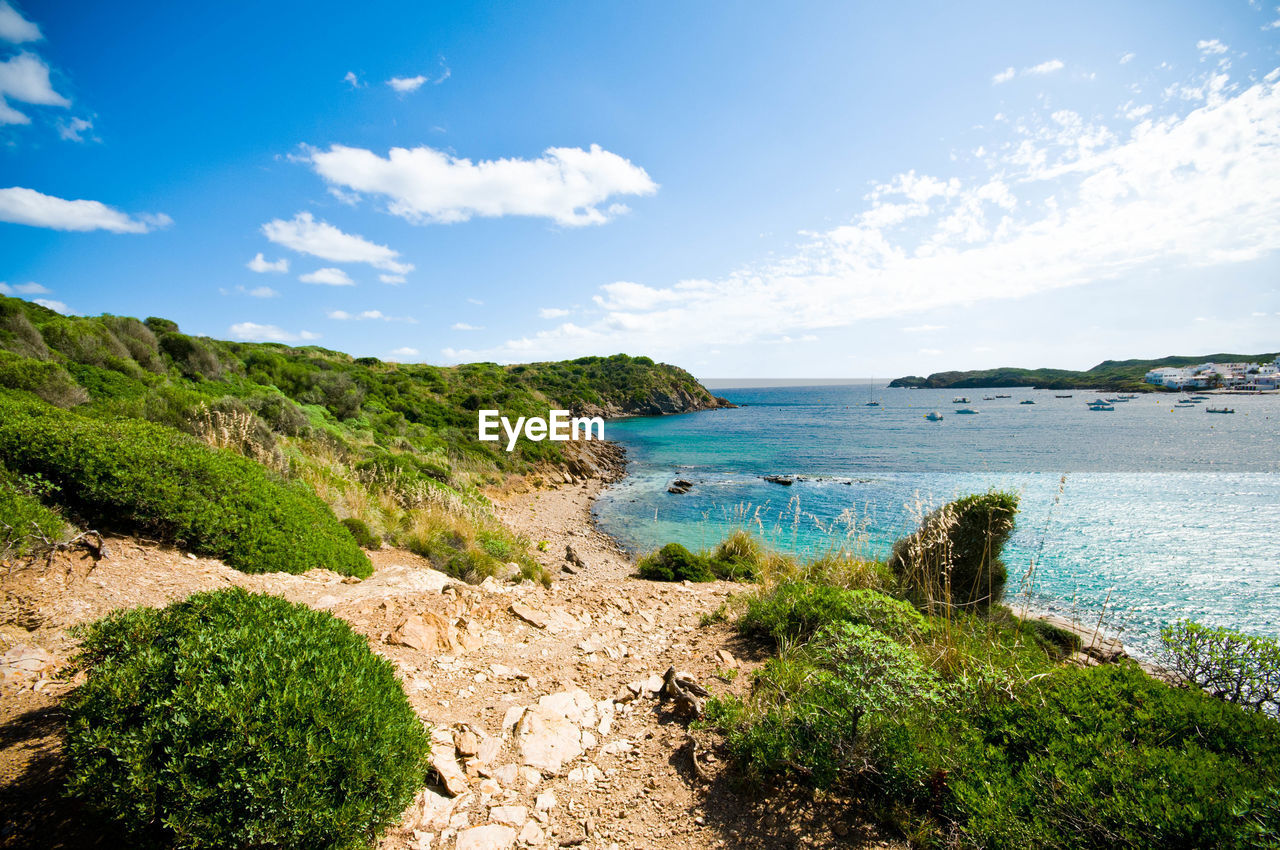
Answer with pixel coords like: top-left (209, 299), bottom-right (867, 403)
top-left (1, 475), bottom-right (900, 850)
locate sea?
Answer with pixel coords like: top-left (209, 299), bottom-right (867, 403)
top-left (592, 384), bottom-right (1280, 658)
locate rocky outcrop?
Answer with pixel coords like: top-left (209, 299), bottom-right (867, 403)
top-left (572, 387), bottom-right (735, 421)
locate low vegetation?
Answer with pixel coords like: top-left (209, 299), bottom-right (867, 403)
top-left (637, 531), bottom-right (785, 583)
top-left (888, 490), bottom-right (1017, 612)
top-left (696, 493), bottom-right (1280, 847)
top-left (64, 588), bottom-right (430, 850)
top-left (0, 294), bottom-right (716, 580)
top-left (1160, 619), bottom-right (1280, 716)
top-left (0, 394), bottom-right (370, 577)
top-left (0, 462), bottom-right (66, 558)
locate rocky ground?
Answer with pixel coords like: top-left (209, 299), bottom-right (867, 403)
top-left (0, 474), bottom-right (901, 850)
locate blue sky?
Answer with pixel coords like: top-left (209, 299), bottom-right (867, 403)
top-left (2, 1), bottom-right (1278, 378)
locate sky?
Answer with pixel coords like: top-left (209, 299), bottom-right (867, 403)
top-left (1, 1), bottom-right (1279, 379)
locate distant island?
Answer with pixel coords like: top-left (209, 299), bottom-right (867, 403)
top-left (890, 352), bottom-right (1280, 392)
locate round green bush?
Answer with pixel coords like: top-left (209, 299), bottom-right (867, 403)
top-left (638, 541), bottom-right (714, 582)
top-left (65, 589), bottom-right (430, 850)
top-left (0, 395), bottom-right (371, 577)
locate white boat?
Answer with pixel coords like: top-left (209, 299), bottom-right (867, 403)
top-left (925, 411), bottom-right (944, 421)
top-left (955, 408), bottom-right (979, 414)
top-left (1088, 403), bottom-right (1115, 411)
top-left (952, 396), bottom-right (970, 404)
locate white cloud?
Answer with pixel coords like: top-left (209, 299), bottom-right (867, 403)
top-left (378, 273), bottom-right (406, 284)
top-left (299, 267), bottom-right (354, 286)
top-left (1120, 52), bottom-right (1136, 64)
top-left (445, 69), bottom-right (1280, 365)
top-left (1027, 59), bottom-right (1065, 76)
top-left (328, 309), bottom-right (416, 322)
top-left (262, 212), bottom-right (412, 273)
top-left (0, 186), bottom-right (170, 232)
top-left (343, 71), bottom-right (364, 88)
top-left (0, 51), bottom-right (67, 124)
top-left (388, 346), bottom-right (419, 359)
top-left (0, 280), bottom-right (48, 294)
top-left (903, 324), bottom-right (945, 333)
top-left (57, 116), bottom-right (93, 142)
top-left (917, 348), bottom-right (943, 356)
top-left (306, 143), bottom-right (658, 226)
top-left (539, 307), bottom-right (570, 319)
top-left (1197, 39), bottom-right (1229, 55)
top-left (451, 322), bottom-right (482, 331)
top-left (220, 284), bottom-right (280, 298)
top-left (247, 252), bottom-right (288, 273)
top-left (0, 2), bottom-right (39, 43)
top-left (467, 297), bottom-right (484, 305)
top-left (229, 322), bottom-right (320, 343)
top-left (33, 298), bottom-right (71, 314)
top-left (387, 75), bottom-right (427, 93)
top-left (992, 66), bottom-right (1016, 84)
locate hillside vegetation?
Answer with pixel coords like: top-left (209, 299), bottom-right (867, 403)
top-left (0, 294), bottom-right (724, 577)
top-left (890, 351), bottom-right (1280, 392)
top-left (681, 494), bottom-right (1280, 848)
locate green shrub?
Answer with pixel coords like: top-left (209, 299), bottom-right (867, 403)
top-left (0, 300), bottom-right (52, 359)
top-left (0, 463), bottom-right (66, 556)
top-left (710, 622), bottom-right (943, 788)
top-left (0, 351), bottom-right (89, 407)
top-left (342, 517), bottom-right (381, 549)
top-left (0, 396), bottom-right (370, 577)
top-left (888, 490), bottom-right (1018, 611)
top-left (444, 547), bottom-right (500, 582)
top-left (705, 529), bottom-right (766, 581)
top-left (886, 663), bottom-right (1280, 849)
top-left (740, 580), bottom-right (928, 646)
top-left (1160, 620), bottom-right (1280, 715)
top-left (65, 589), bottom-right (430, 849)
top-left (638, 542), bottom-right (714, 582)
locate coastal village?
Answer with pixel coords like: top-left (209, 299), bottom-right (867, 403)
top-left (1144, 357), bottom-right (1280, 391)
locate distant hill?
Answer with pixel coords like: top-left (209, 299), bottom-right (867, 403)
top-left (889, 352), bottom-right (1280, 392)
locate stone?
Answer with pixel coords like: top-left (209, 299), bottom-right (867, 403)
top-left (454, 824), bottom-right (517, 850)
top-left (488, 805), bottom-right (527, 827)
top-left (429, 746), bottom-right (469, 796)
top-left (493, 763), bottom-right (519, 787)
top-left (515, 707), bottom-right (583, 773)
top-left (510, 601), bottom-right (549, 630)
top-left (517, 820), bottom-right (544, 845)
top-left (501, 705), bottom-right (525, 736)
top-left (715, 649), bottom-right (738, 668)
top-left (410, 786), bottom-right (459, 831)
top-left (476, 736), bottom-right (503, 765)
top-left (390, 614), bottom-right (457, 653)
top-left (456, 727), bottom-right (481, 757)
top-left (535, 791), bottom-right (558, 811)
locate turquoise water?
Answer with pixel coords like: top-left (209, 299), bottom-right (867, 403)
top-left (593, 385), bottom-right (1280, 656)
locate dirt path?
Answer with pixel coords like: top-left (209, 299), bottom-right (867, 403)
top-left (1, 477), bottom-right (898, 850)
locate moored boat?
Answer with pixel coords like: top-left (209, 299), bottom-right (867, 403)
top-left (1206, 407), bottom-right (1235, 414)
top-left (1020, 399), bottom-right (1035, 404)
top-left (925, 411), bottom-right (944, 421)
top-left (955, 408), bottom-right (979, 414)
